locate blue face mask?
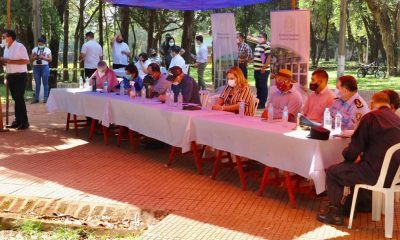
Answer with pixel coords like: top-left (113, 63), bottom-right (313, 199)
top-left (125, 75), bottom-right (132, 81)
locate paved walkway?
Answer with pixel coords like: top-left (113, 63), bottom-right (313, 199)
top-left (0, 103), bottom-right (399, 239)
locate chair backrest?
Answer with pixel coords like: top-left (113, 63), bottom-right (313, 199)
top-left (182, 64), bottom-right (190, 74)
top-left (374, 143), bottom-right (400, 188)
top-left (199, 90), bottom-right (210, 107)
top-left (252, 97), bottom-right (260, 117)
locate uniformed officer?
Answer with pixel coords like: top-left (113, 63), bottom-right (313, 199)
top-left (330, 75), bottom-right (369, 130)
top-left (317, 92), bottom-right (400, 225)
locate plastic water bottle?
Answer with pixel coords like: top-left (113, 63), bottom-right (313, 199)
top-left (239, 100), bottom-right (245, 118)
top-left (323, 108), bottom-right (332, 130)
top-left (103, 80), bottom-right (108, 93)
top-left (282, 106), bottom-right (289, 127)
top-left (130, 88), bottom-right (136, 99)
top-left (165, 90), bottom-right (171, 105)
top-left (334, 112), bottom-right (342, 134)
top-left (206, 98), bottom-right (212, 111)
top-left (92, 78), bottom-right (97, 92)
top-left (120, 81), bottom-right (125, 96)
top-left (141, 87), bottom-right (146, 102)
top-left (79, 77), bottom-right (83, 88)
top-left (267, 103), bottom-right (274, 123)
top-left (177, 92), bottom-right (183, 109)
top-left (85, 77), bottom-right (90, 88)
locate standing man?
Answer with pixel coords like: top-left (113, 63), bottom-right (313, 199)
top-left (237, 32), bottom-right (252, 79)
top-left (253, 32), bottom-right (271, 109)
top-left (31, 37), bottom-right (52, 104)
top-left (168, 46), bottom-right (186, 70)
top-left (0, 29), bottom-right (30, 130)
top-left (193, 35), bottom-right (208, 90)
top-left (80, 32), bottom-right (103, 81)
top-left (111, 34), bottom-right (130, 69)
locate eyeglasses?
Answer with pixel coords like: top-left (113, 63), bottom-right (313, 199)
top-left (276, 78), bottom-right (291, 84)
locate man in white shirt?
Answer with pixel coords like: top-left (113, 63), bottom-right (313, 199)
top-left (168, 46), bottom-right (186, 70)
top-left (80, 32), bottom-right (103, 82)
top-left (303, 69), bottom-right (336, 123)
top-left (0, 29), bottom-right (30, 129)
top-left (111, 34), bottom-right (130, 69)
top-left (192, 35), bottom-right (208, 90)
top-left (31, 37), bottom-right (52, 104)
top-left (135, 53), bottom-right (152, 79)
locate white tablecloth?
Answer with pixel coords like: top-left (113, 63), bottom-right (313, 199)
top-left (190, 114), bottom-right (350, 194)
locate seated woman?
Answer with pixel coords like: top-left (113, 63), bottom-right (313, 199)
top-left (114, 63), bottom-right (143, 92)
top-left (90, 61), bottom-right (118, 91)
top-left (212, 66), bottom-right (255, 116)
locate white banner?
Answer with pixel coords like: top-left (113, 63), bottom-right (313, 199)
top-left (270, 10), bottom-right (310, 97)
top-left (211, 13), bottom-right (238, 89)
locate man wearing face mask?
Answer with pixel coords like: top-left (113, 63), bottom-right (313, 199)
top-left (147, 63), bottom-right (171, 96)
top-left (160, 34), bottom-right (172, 64)
top-left (261, 69), bottom-right (302, 121)
top-left (168, 46), bottom-right (186, 70)
top-left (237, 32), bottom-right (252, 79)
top-left (89, 61), bottom-right (118, 91)
top-left (303, 69), bottom-right (336, 123)
top-left (111, 34), bottom-right (131, 70)
top-left (165, 66), bottom-right (201, 105)
top-left (330, 75), bottom-right (369, 130)
top-left (80, 32), bottom-right (103, 81)
top-left (31, 37), bottom-right (52, 104)
top-left (0, 29), bottom-right (30, 130)
top-left (149, 49), bottom-right (162, 66)
top-left (253, 32), bottom-right (271, 109)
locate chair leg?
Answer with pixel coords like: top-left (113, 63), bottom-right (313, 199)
top-left (372, 191), bottom-right (383, 221)
top-left (165, 146), bottom-right (177, 167)
top-left (128, 130), bottom-right (136, 153)
top-left (191, 141), bottom-right (203, 174)
top-left (89, 119), bottom-right (96, 140)
top-left (117, 126), bottom-right (124, 147)
top-left (258, 166), bottom-right (271, 196)
top-left (66, 113), bottom-right (71, 131)
top-left (283, 171), bottom-right (296, 208)
top-left (73, 114), bottom-right (79, 136)
top-left (235, 155), bottom-right (247, 191)
top-left (348, 186), bottom-right (360, 229)
top-left (102, 126), bottom-right (109, 145)
top-left (211, 150), bottom-right (223, 180)
top-left (384, 192), bottom-right (394, 238)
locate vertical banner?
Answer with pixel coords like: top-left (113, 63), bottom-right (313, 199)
top-left (270, 10), bottom-right (310, 98)
top-left (211, 13), bottom-right (238, 89)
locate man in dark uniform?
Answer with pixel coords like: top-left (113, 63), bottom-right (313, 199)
top-left (317, 92), bottom-right (400, 225)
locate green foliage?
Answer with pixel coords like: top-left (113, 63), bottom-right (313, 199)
top-left (41, 0), bottom-right (63, 40)
top-left (18, 220), bottom-right (42, 237)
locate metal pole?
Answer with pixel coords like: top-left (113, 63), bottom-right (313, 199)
top-left (365, 37), bottom-right (369, 64)
top-left (4, 0), bottom-right (12, 127)
top-left (337, 0), bottom-right (347, 78)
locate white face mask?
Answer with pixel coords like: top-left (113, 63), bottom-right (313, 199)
top-left (0, 39), bottom-right (6, 48)
top-left (98, 71), bottom-right (106, 78)
top-left (169, 42), bottom-right (174, 47)
top-left (228, 79), bottom-right (237, 88)
top-left (172, 81), bottom-right (179, 86)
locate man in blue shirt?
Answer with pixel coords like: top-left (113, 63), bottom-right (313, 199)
top-left (166, 66), bottom-right (201, 105)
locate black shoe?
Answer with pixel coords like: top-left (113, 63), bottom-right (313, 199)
top-left (17, 123), bottom-right (30, 130)
top-left (43, 99), bottom-right (47, 103)
top-left (6, 121), bottom-right (19, 129)
top-left (317, 205), bottom-right (344, 225)
top-left (31, 100), bottom-right (39, 104)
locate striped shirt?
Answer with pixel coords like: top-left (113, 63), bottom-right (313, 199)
top-left (220, 85), bottom-right (255, 116)
top-left (238, 42), bottom-right (252, 62)
top-left (253, 42), bottom-right (271, 71)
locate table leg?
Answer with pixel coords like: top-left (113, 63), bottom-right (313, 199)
top-left (128, 130), bottom-right (136, 153)
top-left (258, 166), bottom-right (271, 196)
top-left (89, 119), bottom-right (96, 140)
top-left (73, 114), bottom-right (79, 136)
top-left (102, 126), bottom-right (109, 145)
top-left (66, 113), bottom-right (71, 131)
top-left (117, 126), bottom-right (124, 147)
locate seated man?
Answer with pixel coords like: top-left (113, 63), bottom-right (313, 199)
top-left (380, 89), bottom-right (400, 117)
top-left (147, 63), bottom-right (171, 96)
top-left (317, 92), bottom-right (400, 225)
top-left (261, 69), bottom-right (302, 121)
top-left (303, 69), bottom-right (335, 123)
top-left (165, 66), bottom-right (201, 105)
top-left (330, 75), bottom-right (369, 130)
top-left (90, 61), bottom-right (118, 91)
top-left (168, 46), bottom-right (186, 70)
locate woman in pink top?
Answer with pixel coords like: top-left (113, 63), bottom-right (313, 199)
top-left (90, 61), bottom-right (118, 91)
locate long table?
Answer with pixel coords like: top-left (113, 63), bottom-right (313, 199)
top-left (47, 88), bottom-right (350, 194)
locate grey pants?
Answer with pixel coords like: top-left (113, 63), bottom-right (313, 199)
top-left (197, 62), bottom-right (207, 90)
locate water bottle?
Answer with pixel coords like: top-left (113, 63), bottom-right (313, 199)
top-left (177, 92), bottom-right (183, 109)
top-left (79, 77), bottom-right (83, 88)
top-left (323, 108), bottom-right (332, 130)
top-left (334, 112), bottom-right (342, 134)
top-left (92, 78), bottom-right (97, 92)
top-left (103, 80), bottom-right (108, 93)
top-left (239, 100), bottom-right (245, 118)
top-left (206, 97), bottom-right (212, 111)
top-left (165, 90), bottom-right (170, 105)
top-left (130, 88), bottom-right (136, 99)
top-left (85, 77), bottom-right (90, 88)
top-left (267, 103), bottom-right (274, 123)
top-left (282, 106), bottom-right (289, 127)
top-left (120, 81), bottom-right (125, 96)
top-left (141, 87), bottom-right (146, 102)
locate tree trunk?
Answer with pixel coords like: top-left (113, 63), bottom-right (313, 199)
top-left (120, 7), bottom-right (130, 43)
top-left (98, 0), bottom-right (104, 48)
top-left (365, 0), bottom-right (398, 76)
top-left (147, 10), bottom-right (156, 51)
top-left (79, 0), bottom-right (85, 79)
top-left (63, 0), bottom-right (69, 81)
top-left (181, 10), bottom-right (195, 63)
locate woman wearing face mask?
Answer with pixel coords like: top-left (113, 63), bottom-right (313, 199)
top-left (165, 37), bottom-right (176, 69)
top-left (31, 37), bottom-right (52, 103)
top-left (212, 66), bottom-right (255, 116)
top-left (115, 63), bottom-right (143, 93)
top-left (90, 61), bottom-right (118, 91)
